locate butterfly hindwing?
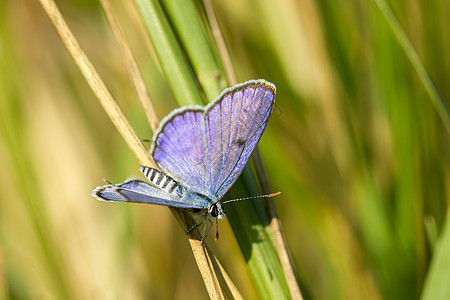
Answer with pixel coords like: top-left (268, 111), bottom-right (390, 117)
top-left (92, 179), bottom-right (206, 209)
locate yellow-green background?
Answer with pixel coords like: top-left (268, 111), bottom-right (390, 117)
top-left (1, 0), bottom-right (449, 299)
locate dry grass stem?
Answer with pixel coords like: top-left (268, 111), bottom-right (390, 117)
top-left (253, 148), bottom-right (303, 299)
top-left (204, 1), bottom-right (301, 297)
top-left (38, 0), bottom-right (154, 168)
top-left (99, 0), bottom-right (159, 133)
top-left (38, 0), bottom-right (230, 298)
top-left (174, 209), bottom-right (231, 299)
top-left (207, 245), bottom-right (244, 300)
top-left (203, 0), bottom-right (237, 86)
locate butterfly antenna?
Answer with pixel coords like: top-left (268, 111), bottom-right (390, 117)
top-left (222, 192), bottom-right (281, 204)
top-left (102, 179), bottom-right (113, 184)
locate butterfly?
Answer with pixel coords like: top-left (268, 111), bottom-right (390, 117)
top-left (92, 79), bottom-right (276, 242)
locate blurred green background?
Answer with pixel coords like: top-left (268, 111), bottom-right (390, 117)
top-left (0, 0), bottom-right (449, 299)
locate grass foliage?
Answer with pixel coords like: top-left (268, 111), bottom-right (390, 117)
top-left (0, 0), bottom-right (449, 299)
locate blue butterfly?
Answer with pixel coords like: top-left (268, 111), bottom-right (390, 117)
top-left (92, 79), bottom-right (276, 242)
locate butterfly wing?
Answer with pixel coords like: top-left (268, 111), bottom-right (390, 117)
top-left (92, 179), bottom-right (205, 209)
top-left (205, 80), bottom-right (276, 198)
top-left (150, 108), bottom-right (208, 194)
top-left (151, 79), bottom-right (276, 199)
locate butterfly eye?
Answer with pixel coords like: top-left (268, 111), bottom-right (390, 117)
top-left (210, 205), bottom-right (218, 218)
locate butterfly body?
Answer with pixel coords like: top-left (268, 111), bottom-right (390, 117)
top-left (139, 165), bottom-right (226, 221)
top-left (92, 79), bottom-right (276, 242)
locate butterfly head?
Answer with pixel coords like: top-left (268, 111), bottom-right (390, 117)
top-left (209, 202), bottom-right (226, 220)
top-left (208, 201), bottom-right (226, 243)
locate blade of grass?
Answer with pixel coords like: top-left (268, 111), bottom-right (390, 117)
top-left (253, 148), bottom-right (303, 300)
top-left (38, 0), bottom-right (153, 168)
top-left (160, 0), bottom-right (224, 100)
top-left (202, 0), bottom-right (237, 86)
top-left (373, 0), bottom-right (450, 133)
top-left (424, 216), bottom-right (438, 252)
top-left (207, 245), bottom-right (244, 300)
top-left (157, 1), bottom-right (301, 299)
top-left (99, 0), bottom-right (159, 132)
top-left (157, 0), bottom-right (294, 297)
top-left (37, 0), bottom-right (228, 298)
top-left (134, 0), bottom-right (202, 106)
top-left (133, 1), bottom-right (239, 298)
top-left (202, 1), bottom-right (301, 297)
top-left (422, 211), bottom-right (450, 300)
top-left (226, 171), bottom-right (291, 299)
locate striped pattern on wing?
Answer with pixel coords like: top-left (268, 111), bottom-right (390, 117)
top-left (150, 80), bottom-right (276, 199)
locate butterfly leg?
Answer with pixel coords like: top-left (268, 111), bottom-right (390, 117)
top-left (201, 218), bottom-right (214, 244)
top-left (186, 213), bottom-right (207, 234)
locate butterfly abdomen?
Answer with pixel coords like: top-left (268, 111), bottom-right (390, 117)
top-left (140, 166), bottom-right (185, 197)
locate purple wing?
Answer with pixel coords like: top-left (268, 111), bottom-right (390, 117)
top-left (151, 80), bottom-right (276, 199)
top-left (92, 179), bottom-right (205, 209)
top-left (150, 109), bottom-right (208, 193)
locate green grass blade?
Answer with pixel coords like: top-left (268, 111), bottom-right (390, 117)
top-left (160, 0), bottom-right (225, 100)
top-left (422, 213), bottom-right (450, 299)
top-left (135, 0), bottom-right (293, 297)
top-left (134, 0), bottom-right (203, 106)
top-left (374, 0), bottom-right (450, 133)
top-left (227, 171), bottom-right (291, 299)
